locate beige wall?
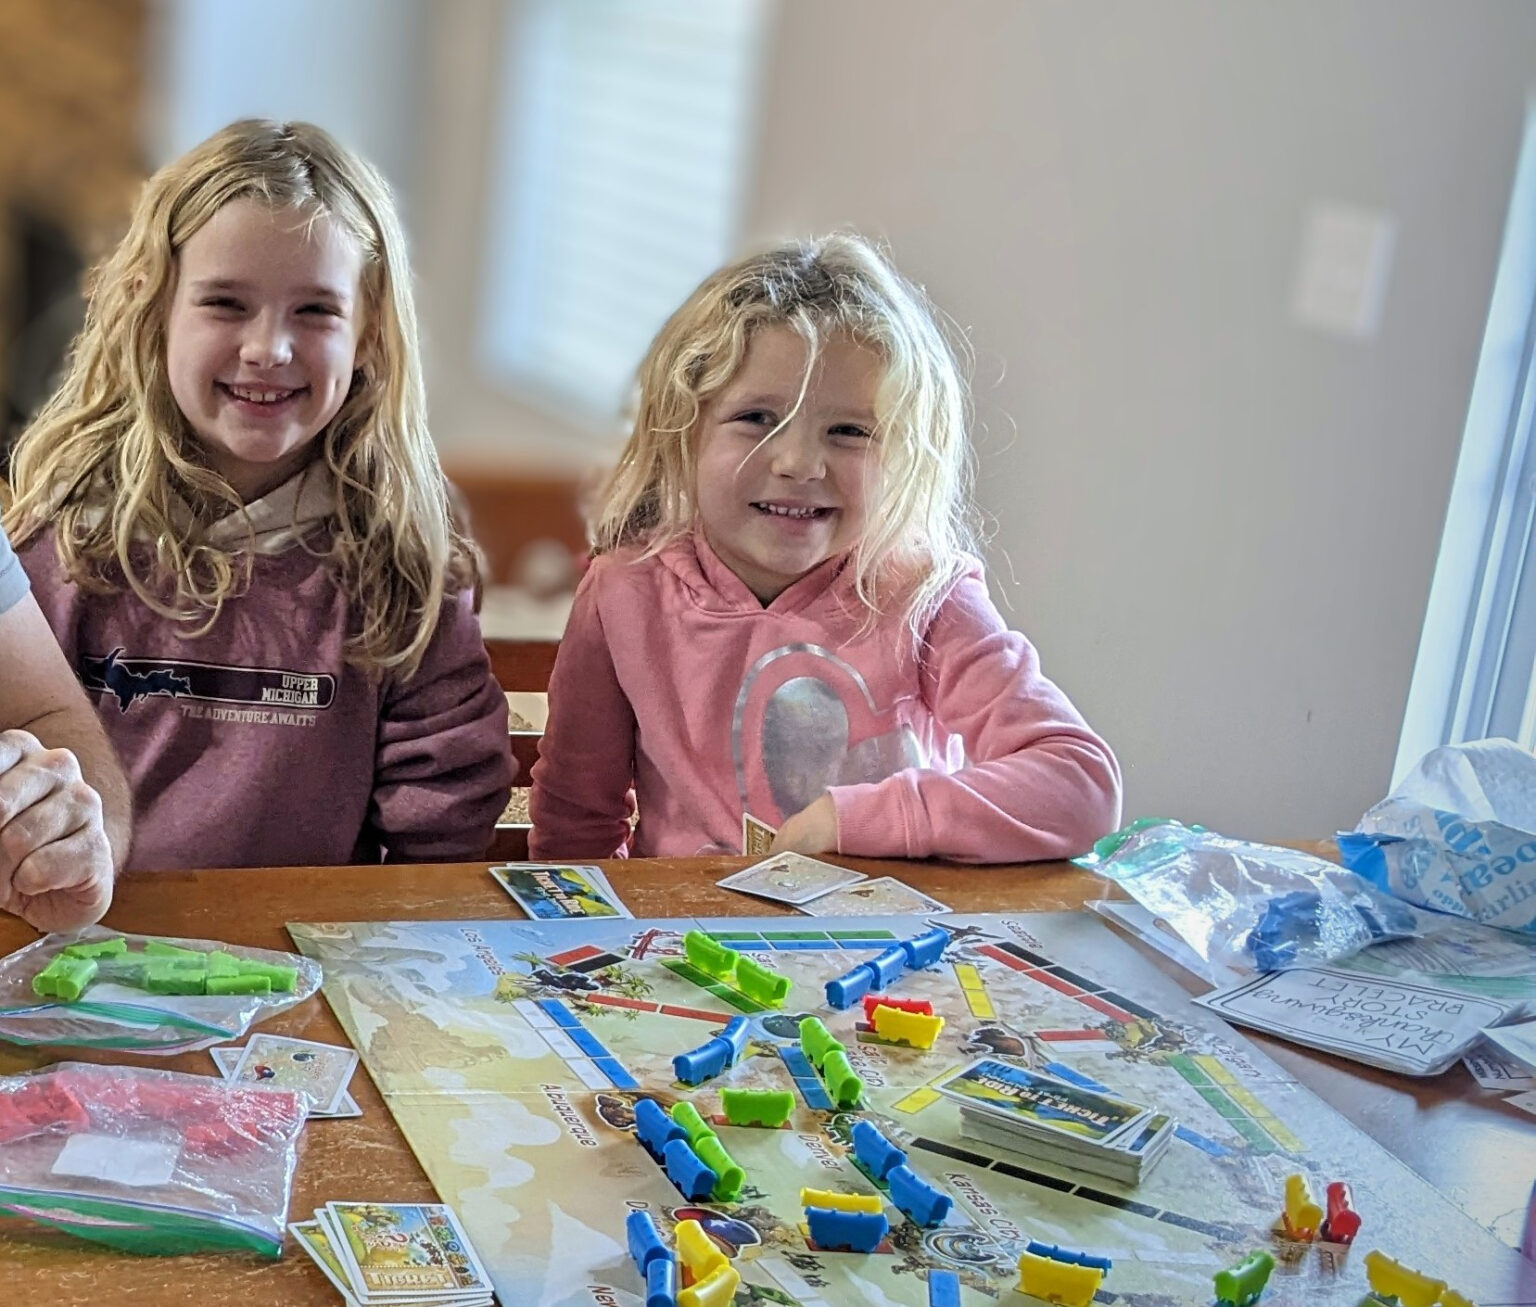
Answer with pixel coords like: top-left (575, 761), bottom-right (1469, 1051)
top-left (418, 0), bottom-right (1536, 837)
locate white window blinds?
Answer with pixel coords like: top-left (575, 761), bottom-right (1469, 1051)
top-left (480, 0), bottom-right (769, 427)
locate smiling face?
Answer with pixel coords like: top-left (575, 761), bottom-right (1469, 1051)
top-left (693, 326), bottom-right (882, 604)
top-left (165, 197), bottom-right (367, 502)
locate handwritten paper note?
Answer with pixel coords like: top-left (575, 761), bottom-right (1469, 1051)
top-left (1195, 967), bottom-right (1515, 1076)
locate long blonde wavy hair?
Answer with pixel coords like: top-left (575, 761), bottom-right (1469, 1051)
top-left (3, 118), bottom-right (475, 678)
top-left (592, 232), bottom-right (977, 643)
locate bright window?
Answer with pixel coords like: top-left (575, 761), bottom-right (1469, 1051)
top-left (1397, 104), bottom-right (1536, 773)
top-left (479, 0), bottom-right (769, 428)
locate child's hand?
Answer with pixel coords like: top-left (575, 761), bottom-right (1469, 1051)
top-left (770, 794), bottom-right (839, 856)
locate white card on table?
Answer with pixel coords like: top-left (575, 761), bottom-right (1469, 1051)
top-left (229, 1034), bottom-right (358, 1114)
top-left (213, 1045), bottom-right (361, 1117)
top-left (717, 851), bottom-right (866, 905)
top-left (798, 876), bottom-right (951, 917)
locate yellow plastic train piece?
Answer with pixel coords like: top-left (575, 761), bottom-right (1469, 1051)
top-left (870, 1005), bottom-right (946, 1050)
top-left (799, 1186), bottom-right (883, 1213)
top-left (1437, 1290), bottom-right (1477, 1307)
top-left (1015, 1249), bottom-right (1104, 1307)
top-left (1282, 1172), bottom-right (1322, 1240)
top-left (1362, 1250), bottom-right (1447, 1307)
top-left (673, 1218), bottom-right (727, 1280)
top-left (677, 1263), bottom-right (741, 1307)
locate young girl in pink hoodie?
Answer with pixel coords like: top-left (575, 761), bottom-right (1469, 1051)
top-left (531, 234), bottom-right (1120, 864)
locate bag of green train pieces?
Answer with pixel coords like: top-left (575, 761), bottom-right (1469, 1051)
top-left (0, 927), bottom-right (322, 1054)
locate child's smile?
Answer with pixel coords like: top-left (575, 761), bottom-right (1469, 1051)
top-left (166, 197), bottom-right (366, 503)
top-left (695, 326), bottom-right (881, 604)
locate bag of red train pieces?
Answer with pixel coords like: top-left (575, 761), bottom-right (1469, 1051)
top-left (0, 1063), bottom-right (306, 1157)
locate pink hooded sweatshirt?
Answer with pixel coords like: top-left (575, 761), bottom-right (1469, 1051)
top-left (530, 535), bottom-right (1121, 863)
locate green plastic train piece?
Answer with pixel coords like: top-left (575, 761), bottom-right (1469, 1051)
top-left (734, 955), bottom-right (790, 1007)
top-left (693, 1134), bottom-right (744, 1201)
top-left (819, 1049), bottom-right (865, 1109)
top-left (60, 938), bottom-right (127, 960)
top-left (799, 1017), bottom-right (845, 1070)
top-left (670, 1100), bottom-right (717, 1147)
top-left (720, 1088), bottom-right (794, 1128)
top-left (1214, 1249), bottom-right (1275, 1307)
top-left (145, 940), bottom-right (203, 958)
top-left (32, 936), bottom-right (297, 1002)
top-left (32, 956), bottom-right (98, 1000)
top-left (683, 930), bottom-right (738, 981)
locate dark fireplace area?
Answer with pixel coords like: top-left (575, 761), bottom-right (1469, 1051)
top-left (2, 208), bottom-right (85, 466)
top-left (0, 0), bottom-right (148, 479)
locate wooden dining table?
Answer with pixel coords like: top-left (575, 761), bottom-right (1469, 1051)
top-left (0, 854), bottom-right (1533, 1303)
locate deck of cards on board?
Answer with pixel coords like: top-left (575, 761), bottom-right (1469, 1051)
top-left (291, 1202), bottom-right (493, 1306)
top-left (943, 1058), bottom-right (1175, 1184)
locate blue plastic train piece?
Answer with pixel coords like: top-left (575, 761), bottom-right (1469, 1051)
top-left (851, 1119), bottom-right (906, 1181)
top-left (927, 1268), bottom-right (961, 1307)
top-left (901, 927), bottom-right (949, 970)
top-left (887, 1164), bottom-right (952, 1227)
top-left (626, 1210), bottom-right (671, 1274)
top-left (866, 945), bottom-right (910, 989)
top-left (663, 1137), bottom-right (719, 1201)
top-left (1025, 1239), bottom-right (1113, 1271)
top-left (645, 1255), bottom-right (677, 1307)
top-left (826, 962), bottom-right (878, 1009)
top-left (672, 1037), bottom-right (731, 1086)
top-left (717, 1016), bottom-right (751, 1062)
top-left (805, 1205), bottom-right (888, 1252)
top-left (635, 1097), bottom-right (686, 1158)
top-left (674, 1014), bottom-right (755, 1085)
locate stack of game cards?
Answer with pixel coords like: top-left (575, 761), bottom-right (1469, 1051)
top-left (939, 1058), bottom-right (1174, 1184)
top-left (291, 1202), bottom-right (494, 1306)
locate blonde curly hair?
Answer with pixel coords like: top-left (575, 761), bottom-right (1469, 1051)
top-left (591, 232), bottom-right (976, 642)
top-left (3, 118), bottom-right (475, 678)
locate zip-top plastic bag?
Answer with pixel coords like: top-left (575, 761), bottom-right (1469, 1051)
top-left (0, 927), bottom-right (322, 1053)
top-left (1078, 819), bottom-right (1422, 985)
top-left (1340, 737), bottom-right (1536, 935)
top-left (0, 1061), bottom-right (305, 1256)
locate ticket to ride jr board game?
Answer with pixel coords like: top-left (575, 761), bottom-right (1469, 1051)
top-left (289, 911), bottom-right (1533, 1307)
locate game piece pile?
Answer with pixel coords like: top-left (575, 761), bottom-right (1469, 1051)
top-left (0, 1062), bottom-right (306, 1256)
top-left (0, 928), bottom-right (323, 1055)
top-left (32, 936), bottom-right (298, 1000)
top-left (291, 1202), bottom-right (493, 1305)
top-left (945, 1058), bottom-right (1175, 1184)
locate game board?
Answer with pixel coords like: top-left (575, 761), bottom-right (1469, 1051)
top-left (288, 911), bottom-right (1536, 1306)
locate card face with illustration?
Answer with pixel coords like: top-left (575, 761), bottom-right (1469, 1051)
top-left (798, 876), bottom-right (951, 917)
top-left (325, 1201), bottom-right (493, 1299)
top-left (490, 863), bottom-right (632, 920)
top-left (717, 851), bottom-right (866, 905)
top-left (214, 1045), bottom-right (360, 1117)
top-left (935, 1058), bottom-right (1148, 1144)
top-left (229, 1034), bottom-right (358, 1114)
top-left (290, 1219), bottom-right (363, 1303)
top-left (742, 812), bottom-right (778, 857)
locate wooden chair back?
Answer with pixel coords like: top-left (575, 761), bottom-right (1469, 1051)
top-left (485, 638), bottom-right (557, 863)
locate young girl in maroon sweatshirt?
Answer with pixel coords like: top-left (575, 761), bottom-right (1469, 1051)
top-left (4, 120), bottom-right (512, 871)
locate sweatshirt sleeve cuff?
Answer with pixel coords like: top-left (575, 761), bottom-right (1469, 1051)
top-left (829, 783), bottom-right (920, 859)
